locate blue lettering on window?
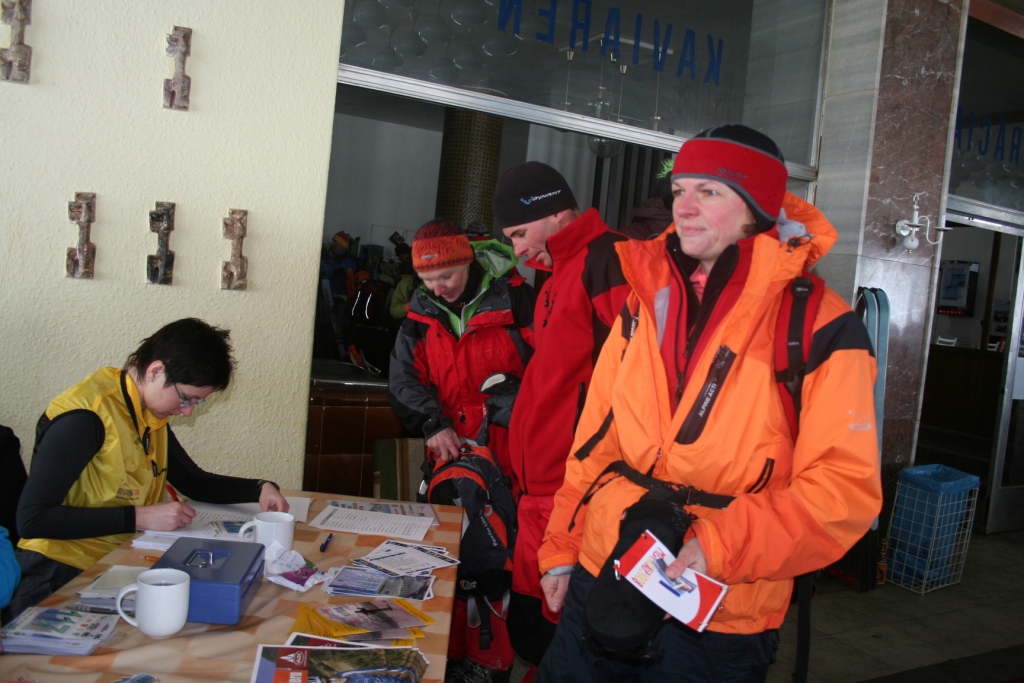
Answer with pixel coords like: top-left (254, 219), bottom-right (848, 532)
top-left (979, 115), bottom-right (991, 156)
top-left (676, 28), bottom-right (696, 79)
top-left (602, 8), bottom-right (621, 61)
top-left (498, 0), bottom-right (523, 35)
top-left (704, 35), bottom-right (723, 85)
top-left (994, 119), bottom-right (1006, 161)
top-left (651, 20), bottom-right (672, 72)
top-left (1011, 128), bottom-right (1022, 165)
top-left (537, 0), bottom-right (557, 43)
top-left (570, 0), bottom-right (592, 51)
top-left (632, 13), bottom-right (643, 65)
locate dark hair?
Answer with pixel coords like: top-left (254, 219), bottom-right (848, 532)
top-left (125, 318), bottom-right (235, 391)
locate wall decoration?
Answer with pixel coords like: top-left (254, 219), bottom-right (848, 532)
top-left (147, 202), bottom-right (175, 285)
top-left (66, 192), bottom-right (96, 279)
top-left (221, 209), bottom-right (248, 291)
top-left (0, 0), bottom-right (31, 84)
top-left (164, 26), bottom-right (192, 110)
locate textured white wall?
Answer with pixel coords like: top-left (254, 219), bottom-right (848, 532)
top-left (0, 2), bottom-right (345, 486)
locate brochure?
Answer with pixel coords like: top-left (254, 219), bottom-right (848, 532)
top-left (248, 644), bottom-right (429, 683)
top-left (324, 565), bottom-right (434, 601)
top-left (1, 606), bottom-right (119, 655)
top-left (616, 530), bottom-right (729, 633)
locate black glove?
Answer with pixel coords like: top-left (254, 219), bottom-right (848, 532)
top-left (480, 373), bottom-right (521, 429)
top-left (475, 373), bottom-right (521, 445)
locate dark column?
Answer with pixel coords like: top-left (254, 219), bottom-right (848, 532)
top-left (435, 109), bottom-right (504, 233)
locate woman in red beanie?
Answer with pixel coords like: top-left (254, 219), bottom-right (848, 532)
top-left (388, 219), bottom-right (535, 680)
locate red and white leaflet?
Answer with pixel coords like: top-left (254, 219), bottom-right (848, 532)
top-left (616, 530), bottom-right (729, 633)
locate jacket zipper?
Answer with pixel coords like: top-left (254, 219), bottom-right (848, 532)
top-left (675, 345), bottom-right (737, 445)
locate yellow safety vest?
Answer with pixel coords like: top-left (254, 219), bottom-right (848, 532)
top-left (20, 367), bottom-right (169, 570)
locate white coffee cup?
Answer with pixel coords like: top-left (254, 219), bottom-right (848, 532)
top-left (238, 511), bottom-right (294, 551)
top-left (116, 568), bottom-right (190, 638)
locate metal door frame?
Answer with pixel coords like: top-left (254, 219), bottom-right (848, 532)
top-left (946, 195), bottom-right (1024, 533)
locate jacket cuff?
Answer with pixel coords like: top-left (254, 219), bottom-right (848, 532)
top-left (422, 416), bottom-right (451, 440)
top-left (692, 517), bottom-right (724, 579)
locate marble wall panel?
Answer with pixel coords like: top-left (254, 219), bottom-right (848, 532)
top-left (862, 0), bottom-right (966, 488)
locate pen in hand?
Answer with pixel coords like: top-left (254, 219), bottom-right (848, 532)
top-left (320, 533), bottom-right (333, 552)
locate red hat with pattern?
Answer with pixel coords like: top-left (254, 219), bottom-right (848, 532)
top-left (412, 219), bottom-right (474, 272)
top-left (671, 124), bottom-right (787, 232)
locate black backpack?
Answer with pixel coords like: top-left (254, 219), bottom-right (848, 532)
top-left (420, 445), bottom-right (517, 649)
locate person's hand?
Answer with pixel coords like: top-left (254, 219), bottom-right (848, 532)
top-left (427, 428), bottom-right (461, 464)
top-left (135, 501), bottom-right (197, 531)
top-left (260, 483), bottom-right (289, 512)
top-left (662, 537), bottom-right (707, 579)
top-left (540, 571), bottom-right (571, 613)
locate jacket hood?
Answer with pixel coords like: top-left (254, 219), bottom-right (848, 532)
top-left (471, 239), bottom-right (520, 280)
top-left (617, 192), bottom-right (837, 302)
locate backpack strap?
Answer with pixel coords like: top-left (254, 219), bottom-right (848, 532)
top-left (773, 273), bottom-right (824, 683)
top-left (774, 274), bottom-right (825, 440)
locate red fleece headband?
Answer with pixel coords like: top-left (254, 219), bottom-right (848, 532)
top-left (412, 233), bottom-right (474, 272)
top-left (671, 138), bottom-right (787, 227)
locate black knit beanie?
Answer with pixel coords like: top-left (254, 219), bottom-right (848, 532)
top-left (492, 161), bottom-right (579, 230)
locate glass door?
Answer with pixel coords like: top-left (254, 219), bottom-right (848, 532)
top-left (945, 197), bottom-right (1024, 533)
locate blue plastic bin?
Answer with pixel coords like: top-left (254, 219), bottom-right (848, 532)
top-left (886, 464), bottom-right (980, 593)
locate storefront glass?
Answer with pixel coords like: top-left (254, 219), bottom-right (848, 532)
top-left (949, 18), bottom-right (1024, 211)
top-left (340, 0), bottom-right (828, 165)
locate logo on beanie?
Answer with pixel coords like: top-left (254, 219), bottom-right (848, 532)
top-left (716, 167), bottom-right (749, 184)
top-left (420, 252), bottom-right (438, 261)
top-left (520, 189), bottom-right (563, 205)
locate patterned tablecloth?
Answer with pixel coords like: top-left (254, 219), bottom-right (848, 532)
top-left (0, 492), bottom-right (463, 683)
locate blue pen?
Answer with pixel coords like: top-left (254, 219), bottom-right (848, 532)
top-left (320, 533), bottom-right (333, 552)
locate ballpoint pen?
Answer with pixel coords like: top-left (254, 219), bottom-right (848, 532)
top-left (320, 533), bottom-right (333, 552)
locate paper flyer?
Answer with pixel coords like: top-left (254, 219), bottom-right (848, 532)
top-left (616, 530), bottom-right (729, 633)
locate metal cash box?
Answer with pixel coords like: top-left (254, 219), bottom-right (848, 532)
top-left (152, 537), bottom-right (264, 625)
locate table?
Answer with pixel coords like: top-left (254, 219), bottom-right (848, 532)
top-left (0, 491), bottom-right (463, 683)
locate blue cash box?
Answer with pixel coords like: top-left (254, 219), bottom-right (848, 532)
top-left (152, 537), bottom-right (264, 625)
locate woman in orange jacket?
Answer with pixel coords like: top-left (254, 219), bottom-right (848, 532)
top-left (535, 125), bottom-right (883, 683)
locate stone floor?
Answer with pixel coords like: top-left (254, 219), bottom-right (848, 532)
top-left (507, 529), bottom-right (1024, 682)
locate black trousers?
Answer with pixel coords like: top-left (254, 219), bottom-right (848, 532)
top-left (508, 590), bottom-right (558, 664)
top-left (9, 548), bottom-right (82, 620)
top-left (536, 565), bottom-right (778, 683)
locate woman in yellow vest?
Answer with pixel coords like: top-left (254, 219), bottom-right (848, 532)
top-left (11, 318), bottom-right (288, 617)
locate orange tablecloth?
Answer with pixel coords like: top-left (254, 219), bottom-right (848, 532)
top-left (0, 491), bottom-right (463, 683)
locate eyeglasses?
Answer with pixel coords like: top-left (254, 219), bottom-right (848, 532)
top-left (173, 384), bottom-right (207, 408)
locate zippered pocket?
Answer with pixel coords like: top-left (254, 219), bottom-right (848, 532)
top-left (675, 345), bottom-right (736, 445)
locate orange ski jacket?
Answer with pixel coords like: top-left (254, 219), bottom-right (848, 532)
top-left (538, 193), bottom-right (883, 634)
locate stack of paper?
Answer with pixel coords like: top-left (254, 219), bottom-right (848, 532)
top-left (75, 565), bottom-right (146, 613)
top-left (352, 540), bottom-right (458, 577)
top-left (323, 565), bottom-right (434, 600)
top-left (1, 606), bottom-right (119, 655)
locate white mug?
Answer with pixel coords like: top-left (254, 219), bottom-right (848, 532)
top-left (238, 511), bottom-right (294, 551)
top-left (116, 568), bottom-right (190, 638)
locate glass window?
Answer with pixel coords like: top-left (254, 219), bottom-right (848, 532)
top-left (341, 0), bottom-right (828, 165)
top-left (950, 18), bottom-right (1024, 211)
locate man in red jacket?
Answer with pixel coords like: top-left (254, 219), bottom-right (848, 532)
top-left (493, 162), bottom-right (631, 679)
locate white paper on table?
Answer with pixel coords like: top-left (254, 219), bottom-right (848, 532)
top-left (328, 499), bottom-right (439, 526)
top-left (131, 532), bottom-right (180, 550)
top-left (308, 505), bottom-right (433, 541)
top-left (189, 496), bottom-right (312, 523)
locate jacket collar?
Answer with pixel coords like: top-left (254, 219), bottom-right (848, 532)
top-left (524, 208), bottom-right (607, 272)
